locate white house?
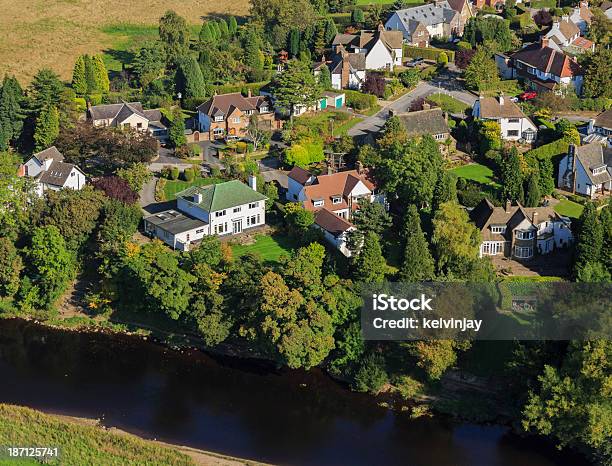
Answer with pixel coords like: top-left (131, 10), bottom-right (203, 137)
top-left (385, 1), bottom-right (461, 43)
top-left (470, 199), bottom-right (573, 260)
top-left (545, 17), bottom-right (594, 54)
top-left (331, 25), bottom-right (403, 71)
top-left (558, 143), bottom-right (611, 199)
top-left (21, 146), bottom-right (86, 196)
top-left (88, 101), bottom-right (167, 139)
top-left (315, 48), bottom-right (366, 90)
top-left (472, 96), bottom-right (538, 142)
top-left (286, 164), bottom-right (385, 256)
top-left (584, 108), bottom-right (612, 147)
top-left (143, 178), bottom-right (267, 251)
top-left (569, 1), bottom-right (593, 34)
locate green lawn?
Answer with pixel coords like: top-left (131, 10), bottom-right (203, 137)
top-left (232, 234), bottom-right (299, 262)
top-left (554, 199), bottom-right (584, 219)
top-left (450, 163), bottom-right (500, 187)
top-left (426, 93), bottom-right (470, 114)
top-left (481, 80), bottom-right (524, 98)
top-left (163, 176), bottom-right (224, 201)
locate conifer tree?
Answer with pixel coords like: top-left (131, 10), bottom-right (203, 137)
top-left (400, 205), bottom-right (435, 282)
top-left (432, 171), bottom-right (457, 212)
top-left (289, 29), bottom-right (300, 57)
top-left (92, 55), bottom-right (110, 94)
top-left (324, 18), bottom-right (338, 44)
top-left (199, 22), bottom-right (213, 43)
top-left (0, 75), bottom-right (25, 150)
top-left (71, 56), bottom-right (87, 96)
top-left (537, 157), bottom-right (555, 196)
top-left (168, 107), bottom-right (186, 148)
top-left (353, 231), bottom-right (386, 284)
top-left (574, 203), bottom-right (603, 272)
top-left (84, 55), bottom-right (97, 94)
top-left (501, 147), bottom-right (523, 203)
top-left (525, 173), bottom-right (541, 207)
top-left (318, 65), bottom-right (332, 90)
top-left (228, 16), bottom-right (238, 36)
top-left (217, 18), bottom-right (229, 38)
top-left (175, 55), bottom-right (207, 100)
top-left (243, 31), bottom-right (264, 71)
top-left (34, 105), bottom-right (60, 152)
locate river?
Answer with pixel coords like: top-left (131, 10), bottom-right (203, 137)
top-left (0, 319), bottom-right (585, 466)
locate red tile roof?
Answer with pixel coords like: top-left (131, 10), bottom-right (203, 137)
top-left (511, 43), bottom-right (582, 78)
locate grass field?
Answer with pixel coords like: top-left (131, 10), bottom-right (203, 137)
top-left (554, 199), bottom-right (584, 219)
top-left (0, 404), bottom-right (193, 465)
top-left (426, 93), bottom-right (470, 114)
top-left (450, 163), bottom-right (500, 187)
top-left (163, 176), bottom-right (224, 201)
top-left (0, 0), bottom-right (249, 82)
top-left (232, 234), bottom-right (299, 262)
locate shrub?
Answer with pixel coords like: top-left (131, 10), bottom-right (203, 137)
top-left (92, 176), bottom-right (139, 204)
top-left (399, 69), bottom-right (420, 88)
top-left (170, 167), bottom-right (179, 180)
top-left (352, 353), bottom-right (388, 394)
top-left (403, 45), bottom-right (455, 62)
top-left (183, 167), bottom-right (195, 182)
top-left (236, 141), bottom-right (248, 153)
top-left (437, 52), bottom-right (449, 66)
top-left (190, 144), bottom-right (203, 155)
top-left (89, 93), bottom-right (103, 106)
top-left (160, 166), bottom-right (172, 179)
top-left (456, 41), bottom-right (472, 51)
top-left (345, 90), bottom-right (377, 110)
top-left (395, 375), bottom-right (424, 400)
top-left (420, 65), bottom-right (437, 81)
top-left (363, 72), bottom-right (386, 98)
top-left (155, 178), bottom-right (167, 201)
top-left (73, 97), bottom-right (87, 112)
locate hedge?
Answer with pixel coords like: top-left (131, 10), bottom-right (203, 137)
top-left (345, 89), bottom-right (377, 110)
top-left (213, 81), bottom-right (269, 97)
top-left (403, 46), bottom-right (455, 62)
top-left (570, 98), bottom-right (612, 112)
top-left (524, 138), bottom-right (570, 161)
top-left (330, 12), bottom-right (352, 28)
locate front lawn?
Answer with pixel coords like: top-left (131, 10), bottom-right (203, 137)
top-left (554, 199), bottom-right (584, 219)
top-left (480, 80), bottom-right (523, 98)
top-left (426, 93), bottom-right (470, 114)
top-left (163, 176), bottom-right (224, 201)
top-left (450, 163), bottom-right (500, 187)
top-left (232, 234), bottom-right (300, 262)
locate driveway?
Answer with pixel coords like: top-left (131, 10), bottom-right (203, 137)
top-left (348, 78), bottom-right (476, 138)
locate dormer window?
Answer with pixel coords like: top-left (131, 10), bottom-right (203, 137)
top-left (260, 106), bottom-right (268, 113)
top-left (332, 195), bottom-right (342, 204)
top-left (214, 115), bottom-right (224, 122)
top-left (592, 165), bottom-right (607, 175)
top-left (491, 225), bottom-right (506, 234)
top-left (516, 230), bottom-right (534, 240)
top-left (313, 199), bottom-right (324, 207)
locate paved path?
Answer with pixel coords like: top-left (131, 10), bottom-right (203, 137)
top-left (139, 177), bottom-right (157, 211)
top-left (348, 80), bottom-right (476, 138)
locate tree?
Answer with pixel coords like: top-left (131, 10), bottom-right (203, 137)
top-left (432, 170), bottom-right (457, 212)
top-left (116, 162), bottom-right (152, 192)
top-left (500, 147), bottom-right (523, 203)
top-left (524, 173), bottom-right (541, 207)
top-left (455, 49), bottom-right (476, 70)
top-left (262, 182), bottom-right (279, 211)
top-left (363, 72), bottom-right (386, 97)
top-left (33, 105), bottom-right (59, 152)
top-left (399, 204), bottom-right (435, 282)
top-left (217, 18), bottom-right (229, 38)
top-left (133, 42), bottom-right (166, 89)
top-left (159, 10), bottom-right (190, 66)
top-left (199, 22), bottom-right (213, 43)
top-left (407, 340), bottom-right (471, 380)
top-left (464, 47), bottom-right (500, 91)
top-left (318, 65), bottom-right (332, 90)
top-left (92, 55), bottom-right (110, 94)
top-left (92, 176), bottom-right (139, 204)
top-left (245, 115), bottom-right (268, 151)
top-left (463, 16), bottom-right (513, 51)
top-left (270, 59), bottom-right (321, 122)
top-left (352, 353), bottom-right (388, 393)
top-left (437, 51), bottom-right (449, 66)
top-left (71, 56), bottom-right (87, 96)
top-left (353, 231), bottom-right (386, 283)
top-left (27, 225), bottom-right (75, 309)
top-left (0, 75), bottom-right (25, 150)
top-left (0, 237), bottom-right (22, 298)
top-left (324, 18), bottom-right (338, 44)
top-left (582, 48), bottom-right (612, 99)
top-left (537, 157), bottom-right (555, 197)
top-left (29, 69), bottom-right (64, 113)
top-left (533, 9), bottom-right (553, 27)
top-left (284, 202), bottom-right (315, 231)
top-left (588, 8), bottom-right (611, 47)
top-left (228, 16), bottom-right (238, 36)
top-left (175, 55), bottom-right (207, 100)
top-left (243, 29), bottom-right (264, 74)
top-left (352, 7), bottom-right (365, 24)
top-left (289, 28), bottom-right (301, 57)
top-left (432, 201), bottom-right (481, 276)
top-left (573, 203), bottom-right (603, 272)
top-left (575, 260), bottom-right (611, 282)
top-left (168, 107), bottom-right (187, 148)
top-left (399, 68), bottom-right (419, 88)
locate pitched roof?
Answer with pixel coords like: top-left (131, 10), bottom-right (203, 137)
top-left (446, 0), bottom-right (467, 12)
top-left (176, 180), bottom-right (267, 212)
top-left (393, 2), bottom-right (458, 28)
top-left (332, 29), bottom-right (403, 54)
top-left (37, 161), bottom-right (81, 187)
top-left (396, 108), bottom-right (450, 136)
top-left (558, 19), bottom-right (580, 40)
top-left (33, 146), bottom-right (64, 164)
top-left (89, 102), bottom-right (148, 122)
top-left (314, 208), bottom-right (353, 237)
top-left (571, 36), bottom-right (594, 50)
top-left (511, 43), bottom-right (582, 78)
top-left (602, 0), bottom-right (612, 10)
top-left (288, 166), bottom-right (314, 185)
top-left (196, 93), bottom-right (257, 116)
top-left (575, 143), bottom-right (612, 185)
top-left (302, 169), bottom-right (377, 212)
top-left (477, 96), bottom-right (527, 119)
top-left (330, 53), bottom-right (366, 74)
top-left (594, 109), bottom-right (612, 130)
top-left (144, 209), bottom-right (207, 234)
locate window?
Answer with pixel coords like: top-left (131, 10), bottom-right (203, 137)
top-left (434, 133), bottom-right (445, 140)
top-left (246, 214), bottom-right (259, 226)
top-left (332, 196), bottom-right (342, 204)
top-left (313, 199), bottom-right (324, 207)
top-left (196, 228), bottom-right (205, 234)
top-left (215, 210), bottom-right (227, 218)
top-left (137, 122), bottom-right (143, 129)
top-left (214, 222), bottom-right (228, 234)
top-left (249, 202), bottom-right (258, 209)
top-left (515, 246), bottom-right (533, 258)
top-left (491, 225), bottom-right (506, 234)
top-left (507, 130), bottom-right (519, 137)
top-left (593, 166), bottom-right (607, 175)
top-left (245, 110), bottom-right (254, 116)
top-left (186, 233), bottom-right (190, 241)
top-left (523, 130), bottom-right (536, 141)
top-left (232, 117), bottom-right (241, 124)
top-left (508, 118), bottom-right (520, 123)
top-left (516, 230), bottom-right (534, 240)
top-left (482, 242), bottom-right (504, 255)
top-left (123, 123), bottom-right (130, 129)
top-left (213, 128), bottom-right (224, 135)
top-left (233, 207), bottom-right (241, 213)
top-left (260, 106), bottom-right (268, 113)
top-left (214, 115), bottom-right (224, 122)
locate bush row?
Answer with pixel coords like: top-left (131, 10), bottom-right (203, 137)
top-left (403, 46), bottom-right (455, 62)
top-left (345, 89), bottom-right (378, 110)
top-left (524, 138), bottom-right (569, 161)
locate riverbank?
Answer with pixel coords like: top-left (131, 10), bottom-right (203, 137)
top-left (0, 404), bottom-right (265, 466)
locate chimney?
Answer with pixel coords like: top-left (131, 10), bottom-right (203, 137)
top-left (377, 23), bottom-right (385, 32)
top-left (248, 174), bottom-right (257, 191)
top-left (553, 19), bottom-right (560, 29)
top-left (247, 88), bottom-right (252, 98)
top-left (388, 108), bottom-right (395, 117)
top-left (356, 160), bottom-right (364, 174)
top-left (423, 102), bottom-right (431, 110)
top-left (327, 165), bottom-right (334, 175)
top-left (498, 95), bottom-right (505, 105)
top-left (194, 191), bottom-right (203, 204)
top-left (540, 37), bottom-right (549, 49)
top-left (505, 200), bottom-right (512, 213)
top-left (531, 211), bottom-right (539, 224)
top-left (561, 15), bottom-right (569, 22)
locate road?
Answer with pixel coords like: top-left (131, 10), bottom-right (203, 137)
top-left (348, 78), bottom-right (477, 138)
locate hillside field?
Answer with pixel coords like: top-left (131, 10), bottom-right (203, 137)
top-left (0, 0), bottom-right (249, 83)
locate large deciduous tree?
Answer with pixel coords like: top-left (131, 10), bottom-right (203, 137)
top-left (464, 47), bottom-right (500, 91)
top-left (269, 59), bottom-right (321, 122)
top-left (159, 10), bottom-right (190, 67)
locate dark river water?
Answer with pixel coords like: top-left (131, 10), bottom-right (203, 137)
top-left (0, 319), bottom-right (586, 466)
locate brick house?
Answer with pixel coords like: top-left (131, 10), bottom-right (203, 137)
top-left (196, 92), bottom-right (276, 141)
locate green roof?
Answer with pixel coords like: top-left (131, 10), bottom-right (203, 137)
top-left (176, 180), bottom-right (267, 212)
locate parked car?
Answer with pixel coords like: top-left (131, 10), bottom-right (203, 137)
top-left (519, 91), bottom-right (537, 101)
top-left (224, 135), bottom-right (239, 143)
top-left (406, 57), bottom-right (424, 67)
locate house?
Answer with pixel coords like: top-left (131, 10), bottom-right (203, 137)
top-left (88, 101), bottom-right (167, 139)
top-left (508, 38), bottom-right (584, 95)
top-left (584, 108), bottom-right (612, 147)
top-left (545, 17), bottom-right (594, 54)
top-left (602, 1), bottom-right (612, 19)
top-left (385, 1), bottom-right (462, 44)
top-left (331, 24), bottom-right (403, 71)
top-left (315, 46), bottom-right (366, 90)
top-left (286, 165), bottom-right (385, 256)
top-left (390, 105), bottom-right (455, 155)
top-left (196, 91), bottom-right (276, 141)
top-left (470, 199), bottom-right (573, 260)
top-left (569, 1), bottom-right (593, 34)
top-left (20, 146), bottom-right (86, 196)
top-left (474, 0), bottom-right (507, 10)
top-left (557, 143), bottom-right (611, 198)
top-left (143, 178), bottom-right (267, 251)
top-left (473, 95), bottom-right (538, 142)
top-left (446, 0), bottom-right (474, 34)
